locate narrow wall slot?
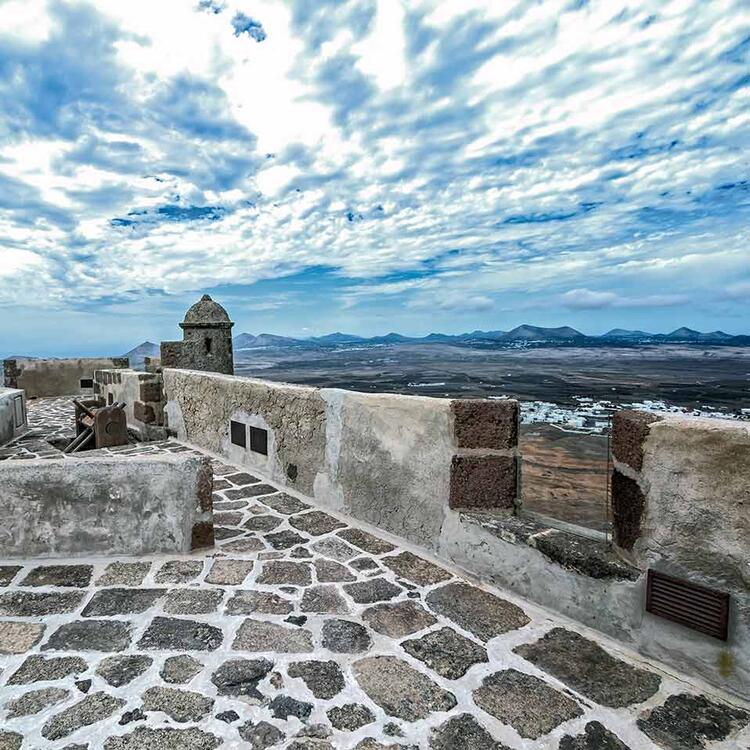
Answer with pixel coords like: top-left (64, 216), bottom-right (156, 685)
top-left (80, 378), bottom-right (94, 389)
top-left (249, 426), bottom-right (268, 455)
top-left (230, 420), bottom-right (246, 447)
top-left (646, 569), bottom-right (729, 640)
top-left (13, 394), bottom-right (24, 427)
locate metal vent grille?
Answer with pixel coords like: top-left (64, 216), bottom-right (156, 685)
top-left (646, 570), bottom-right (729, 640)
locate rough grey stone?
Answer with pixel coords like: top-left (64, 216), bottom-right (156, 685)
top-left (301, 584), bottom-right (349, 614)
top-left (237, 720), bottom-right (285, 748)
top-left (321, 618), bottom-right (372, 653)
top-left (265, 529), bottom-right (308, 549)
top-left (214, 500), bottom-right (248, 510)
top-left (119, 708), bottom-right (146, 725)
top-left (338, 528), bottom-right (395, 554)
top-left (142, 686), bottom-right (214, 722)
top-left (233, 618), bottom-right (313, 652)
top-left (226, 590), bottom-right (293, 615)
top-left (258, 561), bottom-right (312, 586)
top-left (216, 710), bottom-right (240, 723)
top-left (430, 713), bottom-right (510, 750)
top-left (559, 721), bottom-right (632, 750)
top-left (8, 655), bottom-right (87, 684)
top-left (260, 492), bottom-right (311, 514)
top-left (344, 578), bottom-right (402, 603)
top-left (160, 654), bottom-right (203, 683)
top-left (154, 560), bottom-right (204, 584)
top-left (290, 510), bottom-right (346, 536)
top-left (96, 562), bottom-right (151, 586)
top-left (138, 616), bottom-right (223, 651)
top-left (290, 545), bottom-right (313, 558)
top-left (44, 620), bottom-right (132, 652)
top-left (514, 628), bottom-right (661, 707)
top-left (5, 686), bottom-right (70, 718)
top-left (22, 564), bottom-right (93, 587)
top-left (103, 727), bottom-right (222, 749)
top-left (0, 732), bottom-right (22, 750)
top-left (426, 582), bottom-right (530, 641)
top-left (226, 471), bottom-right (260, 485)
top-left (0, 591), bottom-right (84, 616)
top-left (82, 588), bottom-right (164, 616)
top-left (472, 669), bottom-right (582, 739)
top-left (350, 556), bottom-right (381, 572)
top-left (163, 588), bottom-right (223, 614)
top-left (353, 656), bottom-right (457, 721)
top-left (362, 600), bottom-right (437, 638)
top-left (210, 658), bottom-right (273, 698)
top-left (402, 627), bottom-right (488, 679)
top-left (288, 660), bottom-right (345, 699)
top-left (0, 565), bottom-right (21, 586)
top-left (314, 558), bottom-right (356, 582)
top-left (96, 654), bottom-right (152, 687)
top-left (42, 692), bottom-right (126, 740)
top-left (204, 559), bottom-right (253, 586)
top-left (312, 537), bottom-right (358, 561)
top-left (0, 621), bottom-right (45, 654)
top-left (213, 510), bottom-right (243, 526)
top-left (328, 703), bottom-right (375, 731)
top-left (383, 552), bottom-right (452, 586)
top-left (213, 527), bottom-right (244, 540)
top-left (269, 694), bottom-right (313, 720)
top-left (637, 693), bottom-right (750, 750)
top-left (223, 536), bottom-right (266, 553)
top-left (226, 483), bottom-right (277, 499)
top-left (76, 678), bottom-right (92, 693)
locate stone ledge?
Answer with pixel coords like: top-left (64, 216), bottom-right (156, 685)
top-left (460, 512), bottom-right (641, 581)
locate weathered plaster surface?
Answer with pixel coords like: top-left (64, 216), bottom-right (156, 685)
top-left (321, 389), bottom-right (454, 548)
top-left (0, 455), bottom-right (212, 557)
top-left (0, 388), bottom-right (25, 446)
top-left (4, 358), bottom-right (128, 398)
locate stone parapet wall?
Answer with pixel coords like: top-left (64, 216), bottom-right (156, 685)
top-left (3, 357), bottom-right (129, 398)
top-left (0, 387), bottom-right (26, 446)
top-left (94, 368), bottom-right (166, 440)
top-left (611, 410), bottom-right (750, 695)
top-left (163, 369), bottom-right (520, 550)
top-left (0, 454), bottom-right (213, 558)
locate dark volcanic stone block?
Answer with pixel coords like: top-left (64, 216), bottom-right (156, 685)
top-left (426, 582), bottom-right (529, 641)
top-left (104, 726), bottom-right (222, 750)
top-left (321, 619), bottom-right (372, 653)
top-left (96, 654), bottom-right (153, 687)
top-left (449, 454), bottom-right (517, 510)
top-left (44, 620), bottom-right (132, 652)
top-left (559, 721), bottom-right (632, 749)
top-left (382, 551), bottom-right (451, 586)
top-left (288, 660), bottom-right (345, 699)
top-left (402, 627), bottom-right (487, 679)
top-left (612, 410), bottom-right (661, 472)
top-left (337, 527), bottom-right (395, 554)
top-left (328, 703), bottom-right (375, 731)
top-left (452, 399), bottom-right (518, 450)
top-left (41, 692), bottom-right (125, 740)
top-left (22, 565), bottom-right (93, 588)
top-left (430, 713), bottom-right (510, 750)
top-left (82, 588), bottom-right (164, 617)
top-left (515, 628), bottom-right (660, 707)
top-left (611, 469), bottom-right (645, 551)
top-left (8, 655), bottom-right (87, 684)
top-left (362, 600), bottom-right (437, 638)
top-left (637, 693), bottom-right (749, 750)
top-left (134, 401), bottom-right (156, 424)
top-left (191, 521), bottom-right (215, 550)
top-left (289, 510), bottom-right (346, 536)
top-left (473, 669), bottom-right (582, 739)
top-left (138, 617), bottom-right (223, 651)
top-left (353, 656), bottom-right (457, 721)
top-left (0, 591), bottom-right (85, 616)
top-left (211, 658), bottom-right (273, 698)
top-left (343, 577), bottom-right (402, 604)
top-left (0, 565), bottom-right (21, 586)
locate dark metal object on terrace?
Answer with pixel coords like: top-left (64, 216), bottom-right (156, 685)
top-left (64, 399), bottom-right (128, 453)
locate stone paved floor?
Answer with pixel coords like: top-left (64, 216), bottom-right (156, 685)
top-left (1, 399), bottom-right (749, 749)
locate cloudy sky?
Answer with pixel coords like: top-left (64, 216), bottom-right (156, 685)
top-left (0, 0), bottom-right (748, 355)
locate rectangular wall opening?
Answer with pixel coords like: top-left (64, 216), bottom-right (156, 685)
top-left (80, 378), bottom-right (94, 389)
top-left (230, 420), bottom-right (246, 447)
top-left (249, 426), bottom-right (268, 455)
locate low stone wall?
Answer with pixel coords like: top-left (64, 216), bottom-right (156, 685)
top-left (0, 387), bottom-right (26, 445)
top-left (0, 454), bottom-right (213, 558)
top-left (4, 357), bottom-right (129, 398)
top-left (94, 368), bottom-right (166, 440)
top-left (611, 410), bottom-right (750, 697)
top-left (163, 369), bottom-right (519, 550)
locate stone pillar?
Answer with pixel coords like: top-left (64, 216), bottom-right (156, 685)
top-left (448, 399), bottom-right (520, 511)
